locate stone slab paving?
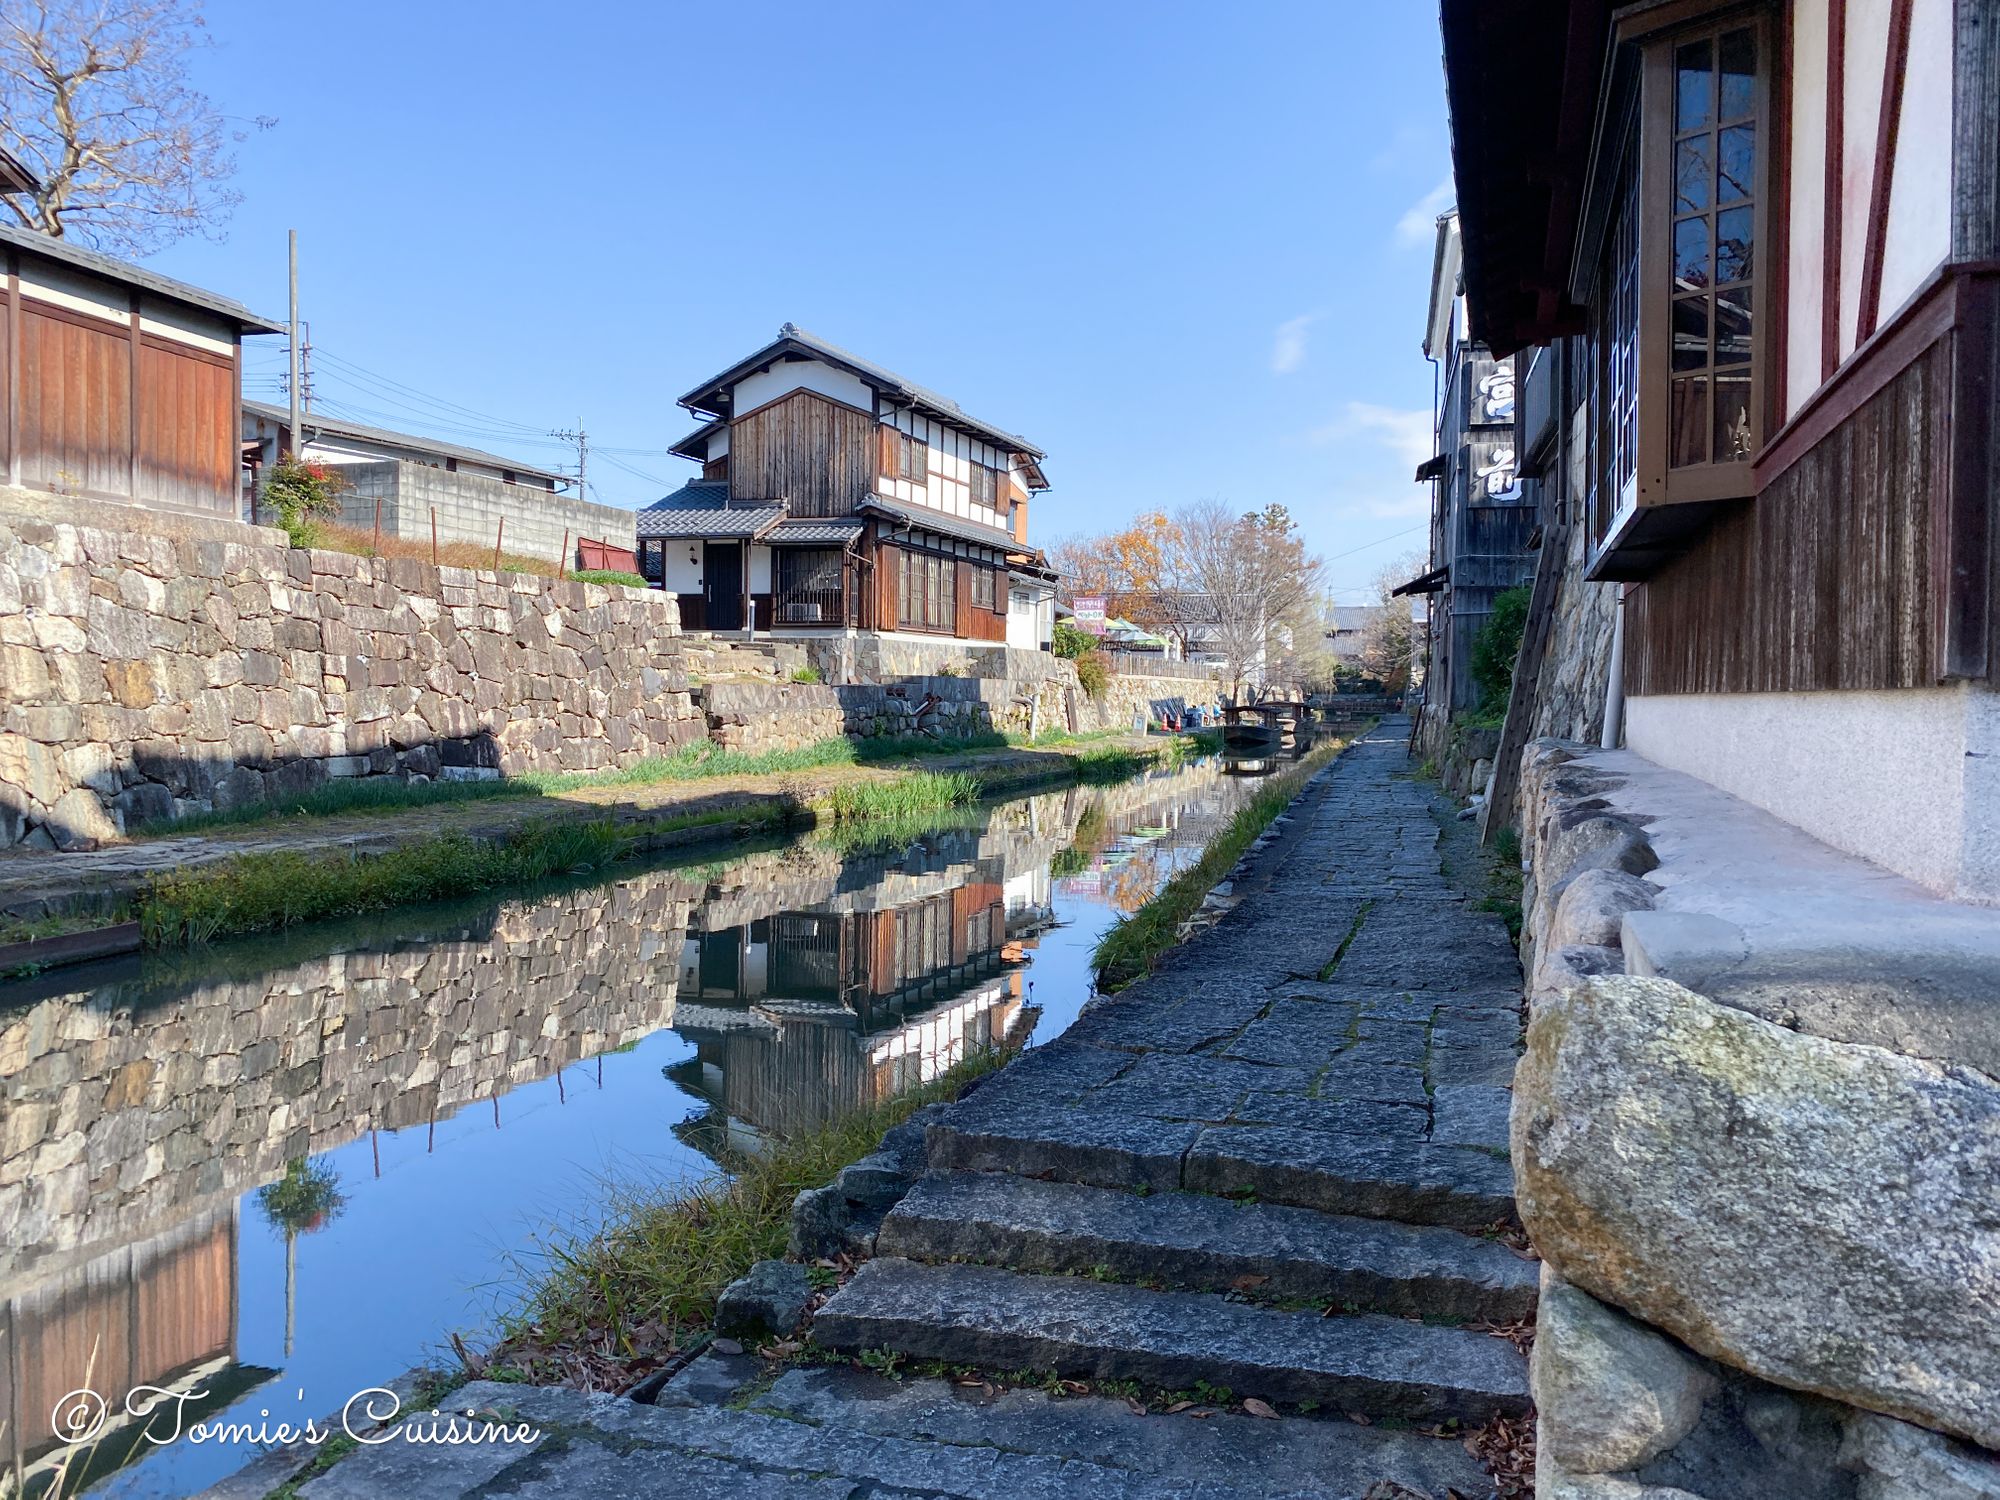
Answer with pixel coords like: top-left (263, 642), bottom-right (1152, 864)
top-left (281, 717), bottom-right (1527, 1498)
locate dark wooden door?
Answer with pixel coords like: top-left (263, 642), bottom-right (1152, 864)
top-left (705, 542), bottom-right (743, 630)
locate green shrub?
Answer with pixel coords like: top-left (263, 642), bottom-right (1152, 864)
top-left (1052, 620), bottom-right (1098, 659)
top-left (571, 569), bottom-right (650, 589)
top-left (789, 665), bottom-right (824, 684)
top-left (262, 457), bottom-right (347, 548)
top-left (1471, 585), bottom-right (1531, 716)
top-left (1073, 649), bottom-right (1112, 699)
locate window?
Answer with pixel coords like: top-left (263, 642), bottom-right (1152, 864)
top-left (970, 464), bottom-right (998, 509)
top-left (971, 566), bottom-right (996, 611)
top-left (898, 432), bottom-right (927, 483)
top-left (898, 550), bottom-right (959, 632)
top-left (1668, 25), bottom-right (1759, 468)
top-left (775, 549), bottom-right (842, 623)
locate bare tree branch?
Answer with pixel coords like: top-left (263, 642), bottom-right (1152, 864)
top-left (0, 0), bottom-right (269, 256)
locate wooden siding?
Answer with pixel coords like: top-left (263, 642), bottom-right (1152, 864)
top-left (137, 338), bottom-right (235, 512)
top-left (19, 301), bottom-right (133, 498)
top-left (1627, 334), bottom-right (1945, 694)
top-left (729, 389), bottom-right (875, 516)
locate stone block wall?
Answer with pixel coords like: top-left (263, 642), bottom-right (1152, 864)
top-left (0, 866), bottom-right (699, 1285)
top-left (1513, 738), bottom-right (2000, 1497)
top-left (0, 489), bottom-right (702, 848)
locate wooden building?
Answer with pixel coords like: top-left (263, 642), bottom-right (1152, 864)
top-left (1443, 0), bottom-right (2000, 901)
top-left (0, 222), bottom-right (283, 518)
top-left (641, 324), bottom-right (1053, 644)
top-left (1402, 212), bottom-right (1539, 723)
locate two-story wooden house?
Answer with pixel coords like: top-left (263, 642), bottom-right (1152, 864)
top-left (641, 325), bottom-right (1052, 648)
top-left (1444, 0), bottom-right (2000, 902)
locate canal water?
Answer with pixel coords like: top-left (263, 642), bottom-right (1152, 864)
top-left (0, 753), bottom-right (1276, 1499)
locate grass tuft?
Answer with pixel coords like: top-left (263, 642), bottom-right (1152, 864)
top-left (489, 1048), bottom-right (1008, 1388)
top-left (138, 818), bottom-right (628, 947)
top-left (820, 771), bottom-right (983, 824)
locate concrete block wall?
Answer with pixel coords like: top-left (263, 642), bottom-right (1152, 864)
top-left (336, 460), bottom-right (638, 566)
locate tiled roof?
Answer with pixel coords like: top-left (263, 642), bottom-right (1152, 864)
top-left (766, 518), bottom-right (864, 545)
top-left (643, 480), bottom-right (731, 510)
top-left (636, 501), bottom-right (784, 540)
top-left (859, 494), bottom-right (1017, 551)
top-left (680, 323), bottom-right (1045, 460)
top-left (1, 222), bottom-right (284, 332)
top-left (244, 400), bottom-right (570, 485)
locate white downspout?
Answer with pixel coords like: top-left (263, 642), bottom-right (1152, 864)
top-left (1600, 586), bottom-right (1626, 750)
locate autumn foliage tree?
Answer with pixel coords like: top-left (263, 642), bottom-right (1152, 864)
top-left (0, 0), bottom-right (270, 255)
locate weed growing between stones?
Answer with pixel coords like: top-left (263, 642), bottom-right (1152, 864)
top-left (1091, 736), bottom-right (1352, 991)
top-left (485, 1049), bottom-right (1007, 1394)
top-left (820, 772), bottom-right (985, 823)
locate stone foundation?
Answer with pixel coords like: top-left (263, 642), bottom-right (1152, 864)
top-left (0, 489), bottom-right (703, 847)
top-left (1513, 737), bottom-right (2000, 1495)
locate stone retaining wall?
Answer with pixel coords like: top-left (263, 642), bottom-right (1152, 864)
top-left (0, 489), bottom-right (702, 848)
top-left (1512, 738), bottom-right (2000, 1496)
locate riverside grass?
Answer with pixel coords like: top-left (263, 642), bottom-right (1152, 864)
top-left (1091, 734), bottom-right (1352, 992)
top-left (490, 1048), bottom-right (1007, 1390)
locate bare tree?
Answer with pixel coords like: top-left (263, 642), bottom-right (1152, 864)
top-left (1358, 551), bottom-right (1424, 691)
top-left (1175, 499), bottom-right (1327, 698)
top-left (0, 0), bottom-right (268, 255)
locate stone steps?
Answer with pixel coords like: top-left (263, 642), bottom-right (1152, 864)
top-left (811, 1258), bottom-right (1530, 1424)
top-left (926, 1104), bottom-right (1517, 1227)
top-left (878, 1170), bottom-right (1537, 1323)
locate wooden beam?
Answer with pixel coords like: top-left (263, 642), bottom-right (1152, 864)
top-left (1858, 0), bottom-right (1916, 343)
top-left (3, 249), bottom-right (16, 490)
top-left (1941, 271), bottom-right (1998, 680)
top-left (1482, 522), bottom-right (1571, 845)
top-left (1955, 0), bottom-right (2000, 260)
top-left (1823, 0), bottom-right (1848, 382)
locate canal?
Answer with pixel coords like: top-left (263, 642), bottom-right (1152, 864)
top-left (0, 753), bottom-right (1273, 1499)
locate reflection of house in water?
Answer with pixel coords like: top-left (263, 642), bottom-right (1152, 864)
top-left (668, 831), bottom-right (1052, 1155)
top-left (2, 1207), bottom-right (275, 1496)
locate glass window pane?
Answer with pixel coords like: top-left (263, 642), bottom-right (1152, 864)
top-left (1720, 29), bottom-right (1757, 121)
top-left (1715, 286), bottom-right (1753, 366)
top-left (1674, 217), bottom-right (1711, 288)
top-left (1714, 375), bottom-right (1754, 461)
top-left (1677, 39), bottom-right (1714, 132)
top-left (1718, 124), bottom-right (1755, 204)
top-left (1673, 296), bottom-right (1711, 371)
top-left (1716, 205), bottom-right (1754, 283)
top-left (1676, 137), bottom-right (1713, 214)
top-left (1671, 377), bottom-right (1710, 468)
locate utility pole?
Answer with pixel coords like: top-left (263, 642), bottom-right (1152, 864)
top-left (287, 230), bottom-right (302, 460)
top-left (299, 319), bottom-right (315, 413)
top-left (552, 423), bottom-right (587, 499)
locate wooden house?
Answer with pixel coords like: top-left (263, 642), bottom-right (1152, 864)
top-left (1402, 212), bottom-right (1539, 722)
top-left (642, 324), bottom-right (1052, 644)
top-left (0, 222), bottom-right (283, 518)
top-left (1442, 0), bottom-right (2000, 901)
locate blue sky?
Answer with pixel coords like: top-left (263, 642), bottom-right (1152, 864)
top-left (150, 1), bottom-right (1451, 601)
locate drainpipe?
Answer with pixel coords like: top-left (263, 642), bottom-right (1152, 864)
top-left (1600, 586), bottom-right (1626, 750)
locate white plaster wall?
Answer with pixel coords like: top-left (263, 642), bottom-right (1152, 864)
top-left (732, 359), bottom-right (874, 416)
top-left (1787, 0), bottom-right (1830, 414)
top-left (750, 544), bottom-right (772, 591)
top-left (1006, 586), bottom-right (1038, 650)
top-left (1839, 0), bottom-right (1895, 363)
top-left (1879, 0), bottom-right (1952, 318)
top-left (1625, 684), bottom-right (2000, 903)
top-left (662, 542), bottom-right (705, 594)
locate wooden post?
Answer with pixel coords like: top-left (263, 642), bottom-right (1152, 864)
top-left (492, 515), bottom-right (505, 572)
top-left (371, 496), bottom-right (382, 556)
top-left (1481, 523), bottom-right (1569, 844)
top-left (558, 527), bottom-right (570, 581)
top-left (430, 507), bottom-right (439, 566)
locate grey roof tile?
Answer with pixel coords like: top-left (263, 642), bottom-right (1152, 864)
top-left (2, 221), bottom-right (283, 331)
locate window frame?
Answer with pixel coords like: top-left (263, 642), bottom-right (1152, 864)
top-left (898, 431), bottom-right (928, 484)
top-left (969, 463), bottom-right (998, 509)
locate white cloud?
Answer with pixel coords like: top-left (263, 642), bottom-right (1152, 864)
top-left (1393, 176), bottom-right (1455, 247)
top-left (1270, 312), bottom-right (1320, 375)
top-left (1312, 402), bottom-right (1436, 470)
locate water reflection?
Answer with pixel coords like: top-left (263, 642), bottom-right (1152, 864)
top-left (0, 757), bottom-right (1253, 1498)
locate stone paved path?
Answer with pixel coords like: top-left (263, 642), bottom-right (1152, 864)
top-left (284, 718), bottom-right (1531, 1500)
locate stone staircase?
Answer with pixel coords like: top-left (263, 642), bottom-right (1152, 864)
top-left (804, 720), bottom-right (1536, 1483)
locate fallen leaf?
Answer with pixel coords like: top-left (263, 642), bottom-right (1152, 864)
top-left (1124, 1397), bottom-right (1148, 1417)
top-left (1348, 1410), bottom-right (1373, 1426)
top-left (1242, 1397), bottom-right (1279, 1420)
top-left (1166, 1400), bottom-right (1195, 1414)
top-left (1187, 1409), bottom-right (1214, 1420)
